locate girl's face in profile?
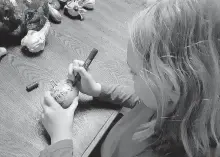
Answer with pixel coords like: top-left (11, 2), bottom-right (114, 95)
top-left (127, 39), bottom-right (180, 112)
top-left (127, 39), bottom-right (157, 110)
top-left (127, 5), bottom-right (180, 112)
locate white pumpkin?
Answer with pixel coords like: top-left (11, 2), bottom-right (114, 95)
top-left (64, 0), bottom-right (87, 18)
top-left (50, 79), bottom-right (79, 108)
top-left (21, 20), bottom-right (50, 53)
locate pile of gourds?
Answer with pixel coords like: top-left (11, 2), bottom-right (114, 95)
top-left (49, 0), bottom-right (95, 22)
top-left (0, 0), bottom-right (95, 58)
top-left (0, 0), bottom-right (50, 56)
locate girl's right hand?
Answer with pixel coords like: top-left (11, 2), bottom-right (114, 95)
top-left (68, 60), bottom-right (101, 97)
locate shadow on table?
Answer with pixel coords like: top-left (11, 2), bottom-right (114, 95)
top-left (77, 98), bottom-right (122, 111)
top-left (37, 120), bottom-right (51, 145)
top-left (0, 33), bottom-right (23, 47)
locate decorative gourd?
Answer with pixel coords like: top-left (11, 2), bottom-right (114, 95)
top-left (81, 0), bottom-right (95, 9)
top-left (48, 3), bottom-right (62, 23)
top-left (64, 0), bottom-right (87, 21)
top-left (0, 47), bottom-right (7, 58)
top-left (0, 0), bottom-right (49, 35)
top-left (48, 0), bottom-right (61, 10)
top-left (50, 79), bottom-right (79, 109)
top-left (21, 20), bottom-right (50, 53)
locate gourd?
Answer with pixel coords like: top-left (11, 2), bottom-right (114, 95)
top-left (48, 0), bottom-right (61, 10)
top-left (64, 0), bottom-right (87, 21)
top-left (0, 47), bottom-right (7, 58)
top-left (81, 0), bottom-right (95, 9)
top-left (21, 20), bottom-right (50, 53)
top-left (50, 79), bottom-right (79, 109)
top-left (48, 3), bottom-right (62, 23)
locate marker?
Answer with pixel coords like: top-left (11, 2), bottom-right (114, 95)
top-left (72, 48), bottom-right (98, 85)
top-left (26, 81), bottom-right (39, 92)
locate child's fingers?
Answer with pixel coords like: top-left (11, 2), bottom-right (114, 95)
top-left (68, 60), bottom-right (85, 77)
top-left (67, 96), bottom-right (79, 115)
top-left (41, 113), bottom-right (45, 119)
top-left (68, 63), bottom-right (75, 77)
top-left (44, 91), bottom-right (61, 109)
top-left (73, 66), bottom-right (89, 78)
top-left (73, 60), bottom-right (84, 67)
top-left (40, 98), bottom-right (50, 113)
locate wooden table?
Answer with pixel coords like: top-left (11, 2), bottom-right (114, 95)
top-left (0, 0), bottom-right (146, 156)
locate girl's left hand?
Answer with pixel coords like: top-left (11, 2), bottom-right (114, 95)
top-left (41, 91), bottom-right (79, 144)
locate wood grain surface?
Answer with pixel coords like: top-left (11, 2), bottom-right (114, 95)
top-left (0, 0), bottom-right (147, 156)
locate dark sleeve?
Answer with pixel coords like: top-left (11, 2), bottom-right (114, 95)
top-left (94, 84), bottom-right (140, 109)
top-left (39, 140), bottom-right (73, 157)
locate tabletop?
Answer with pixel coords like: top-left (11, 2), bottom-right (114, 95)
top-left (0, 0), bottom-right (147, 156)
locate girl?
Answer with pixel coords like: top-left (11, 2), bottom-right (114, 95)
top-left (40, 0), bottom-right (220, 157)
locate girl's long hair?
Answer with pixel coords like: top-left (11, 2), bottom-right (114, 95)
top-left (129, 0), bottom-right (220, 156)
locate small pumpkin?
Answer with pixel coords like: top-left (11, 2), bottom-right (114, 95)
top-left (64, 0), bottom-right (86, 21)
top-left (21, 20), bottom-right (50, 53)
top-left (50, 79), bottom-right (79, 109)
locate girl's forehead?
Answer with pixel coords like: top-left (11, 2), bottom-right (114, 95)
top-left (127, 5), bottom-right (156, 71)
top-left (127, 39), bottom-right (143, 71)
